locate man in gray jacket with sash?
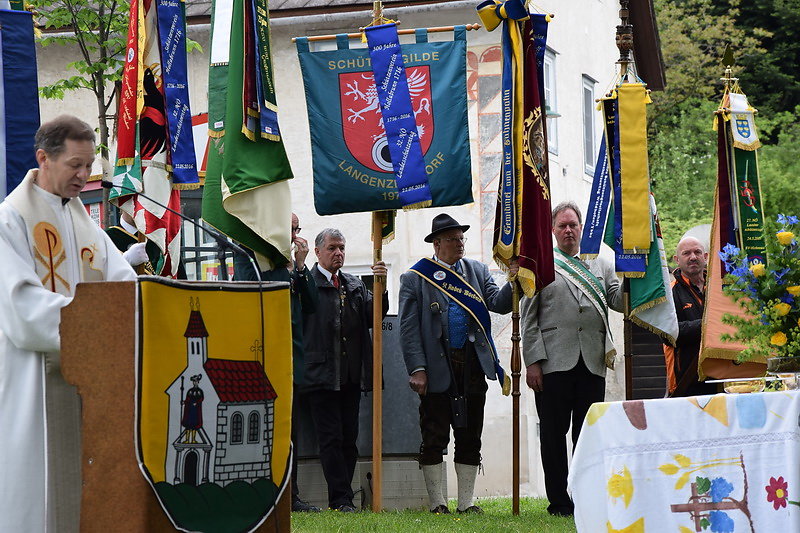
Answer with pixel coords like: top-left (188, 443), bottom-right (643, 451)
top-left (399, 213), bottom-right (518, 514)
top-left (521, 201), bottom-right (623, 517)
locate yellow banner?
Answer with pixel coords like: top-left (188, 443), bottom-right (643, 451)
top-left (618, 84), bottom-right (651, 252)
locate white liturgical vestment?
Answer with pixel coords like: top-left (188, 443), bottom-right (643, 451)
top-left (0, 170), bottom-right (135, 532)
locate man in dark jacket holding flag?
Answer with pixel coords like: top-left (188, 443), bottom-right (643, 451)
top-left (399, 213), bottom-right (517, 515)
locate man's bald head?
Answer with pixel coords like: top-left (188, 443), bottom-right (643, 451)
top-left (674, 237), bottom-right (707, 278)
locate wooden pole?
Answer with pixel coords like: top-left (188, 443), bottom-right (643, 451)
top-left (291, 23), bottom-right (482, 43)
top-left (510, 281), bottom-right (521, 515)
top-left (623, 278), bottom-right (633, 400)
top-left (371, 211), bottom-right (385, 512)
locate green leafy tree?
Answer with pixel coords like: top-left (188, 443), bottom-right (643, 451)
top-left (649, 0), bottom-right (767, 258)
top-left (33, 0), bottom-right (129, 227)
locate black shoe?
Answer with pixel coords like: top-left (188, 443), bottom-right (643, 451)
top-left (547, 507), bottom-right (574, 517)
top-left (457, 505), bottom-right (484, 514)
top-left (335, 504), bottom-right (358, 513)
top-left (292, 499), bottom-right (321, 512)
top-left (430, 504), bottom-right (451, 514)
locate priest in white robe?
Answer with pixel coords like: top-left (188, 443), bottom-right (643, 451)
top-left (0, 115), bottom-right (136, 532)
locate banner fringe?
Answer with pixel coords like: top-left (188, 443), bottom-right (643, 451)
top-left (733, 140), bottom-right (762, 151)
top-left (173, 182), bottom-right (201, 191)
top-left (261, 132), bottom-right (281, 142)
top-left (627, 313), bottom-right (676, 346)
top-left (402, 199), bottom-right (432, 210)
top-left (208, 129), bottom-right (225, 138)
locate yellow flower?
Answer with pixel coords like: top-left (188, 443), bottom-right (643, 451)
top-left (750, 263), bottom-right (766, 277)
top-left (607, 466), bottom-right (634, 507)
top-left (788, 286), bottom-right (800, 296)
top-left (777, 231), bottom-right (795, 245)
top-left (771, 331), bottom-right (788, 346)
top-left (774, 302), bottom-right (792, 316)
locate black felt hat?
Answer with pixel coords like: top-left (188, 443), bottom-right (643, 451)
top-left (424, 213), bottom-right (470, 243)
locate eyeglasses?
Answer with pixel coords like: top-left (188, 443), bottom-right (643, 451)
top-left (441, 237), bottom-right (467, 244)
top-left (292, 226), bottom-right (301, 234)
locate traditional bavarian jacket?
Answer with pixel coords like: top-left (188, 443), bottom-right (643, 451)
top-left (521, 250), bottom-right (624, 378)
top-left (0, 170), bottom-right (135, 532)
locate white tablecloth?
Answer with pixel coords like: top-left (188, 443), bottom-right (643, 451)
top-left (569, 391), bottom-right (800, 532)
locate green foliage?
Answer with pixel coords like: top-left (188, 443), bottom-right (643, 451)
top-left (718, 216), bottom-right (800, 362)
top-left (650, 0), bottom-right (766, 129)
top-left (291, 497), bottom-right (576, 533)
top-left (33, 0), bottom-right (129, 102)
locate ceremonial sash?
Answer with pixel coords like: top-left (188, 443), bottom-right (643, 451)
top-left (365, 23), bottom-right (432, 210)
top-left (252, 0), bottom-right (279, 140)
top-left (552, 248), bottom-right (616, 368)
top-left (156, 0), bottom-right (198, 186)
top-left (6, 170), bottom-right (106, 296)
top-left (580, 136), bottom-right (611, 259)
top-left (408, 258), bottom-right (510, 394)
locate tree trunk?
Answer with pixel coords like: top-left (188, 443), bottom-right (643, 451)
top-left (96, 82), bottom-right (113, 229)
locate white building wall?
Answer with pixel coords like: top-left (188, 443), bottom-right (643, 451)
top-left (35, 0), bottom-right (625, 499)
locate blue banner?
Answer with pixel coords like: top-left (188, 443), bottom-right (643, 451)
top-left (581, 136), bottom-right (611, 258)
top-left (530, 13), bottom-right (548, 103)
top-left (365, 24), bottom-right (432, 209)
top-left (295, 28), bottom-right (472, 215)
top-left (156, 0), bottom-right (198, 186)
top-left (0, 10), bottom-right (39, 197)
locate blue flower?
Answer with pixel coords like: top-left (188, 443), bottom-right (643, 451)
top-left (781, 294), bottom-right (796, 305)
top-left (778, 214), bottom-right (789, 225)
top-left (709, 510), bottom-right (735, 533)
top-left (774, 268), bottom-right (791, 285)
top-left (789, 216), bottom-right (799, 225)
top-left (709, 477), bottom-right (734, 502)
top-left (761, 314), bottom-right (770, 325)
top-left (730, 266), bottom-right (750, 278)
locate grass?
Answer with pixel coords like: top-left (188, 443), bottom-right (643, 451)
top-left (290, 497), bottom-right (577, 532)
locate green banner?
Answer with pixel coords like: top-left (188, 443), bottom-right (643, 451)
top-left (731, 146), bottom-right (766, 264)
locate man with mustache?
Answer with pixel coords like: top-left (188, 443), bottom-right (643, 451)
top-left (663, 236), bottom-right (717, 397)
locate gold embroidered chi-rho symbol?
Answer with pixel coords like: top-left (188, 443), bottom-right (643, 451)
top-left (33, 222), bottom-right (69, 292)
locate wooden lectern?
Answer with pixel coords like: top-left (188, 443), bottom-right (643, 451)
top-left (60, 280), bottom-right (290, 532)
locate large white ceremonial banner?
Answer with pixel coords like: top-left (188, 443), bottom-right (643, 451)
top-left (570, 391), bottom-right (800, 533)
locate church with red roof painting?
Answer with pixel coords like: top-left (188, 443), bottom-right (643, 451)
top-left (164, 299), bottom-right (278, 487)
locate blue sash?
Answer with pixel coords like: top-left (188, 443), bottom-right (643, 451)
top-left (409, 258), bottom-right (510, 394)
top-left (156, 0), bottom-right (199, 186)
top-left (365, 24), bottom-right (432, 210)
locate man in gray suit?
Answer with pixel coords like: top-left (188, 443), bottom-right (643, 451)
top-left (399, 213), bottom-right (518, 514)
top-left (521, 201), bottom-right (623, 516)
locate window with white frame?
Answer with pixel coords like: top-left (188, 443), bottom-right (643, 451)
top-left (543, 49), bottom-right (558, 155)
top-left (582, 75), bottom-right (597, 175)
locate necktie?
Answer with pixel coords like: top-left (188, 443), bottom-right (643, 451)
top-left (332, 273), bottom-right (340, 288)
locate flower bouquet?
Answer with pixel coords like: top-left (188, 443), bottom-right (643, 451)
top-left (718, 214), bottom-right (800, 372)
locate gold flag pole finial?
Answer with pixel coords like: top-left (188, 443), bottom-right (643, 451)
top-left (720, 44), bottom-right (738, 92)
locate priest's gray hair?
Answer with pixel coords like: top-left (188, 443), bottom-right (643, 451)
top-left (552, 201), bottom-right (583, 225)
top-left (315, 228), bottom-right (346, 248)
top-left (35, 115), bottom-right (96, 156)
